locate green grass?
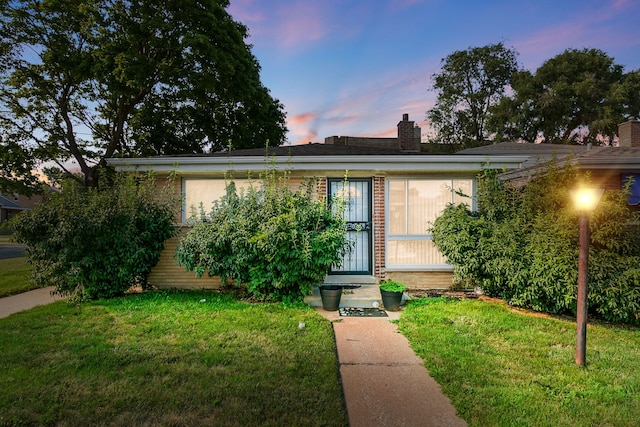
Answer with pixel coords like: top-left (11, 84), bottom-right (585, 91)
top-left (0, 257), bottom-right (37, 297)
top-left (398, 297), bottom-right (640, 427)
top-left (0, 291), bottom-right (347, 426)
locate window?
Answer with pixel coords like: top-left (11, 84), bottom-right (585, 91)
top-left (622, 174), bottom-right (640, 206)
top-left (386, 178), bottom-right (473, 268)
top-left (183, 179), bottom-right (253, 222)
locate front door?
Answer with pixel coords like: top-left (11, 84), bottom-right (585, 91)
top-left (328, 178), bottom-right (372, 275)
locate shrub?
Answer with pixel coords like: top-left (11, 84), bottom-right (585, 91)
top-left (176, 171), bottom-right (350, 303)
top-left (431, 163), bottom-right (640, 324)
top-left (379, 280), bottom-right (407, 293)
top-left (10, 172), bottom-right (178, 300)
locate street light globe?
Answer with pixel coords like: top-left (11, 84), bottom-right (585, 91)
top-left (570, 188), bottom-right (604, 212)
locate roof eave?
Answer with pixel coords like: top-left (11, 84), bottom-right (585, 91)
top-left (107, 155), bottom-right (529, 173)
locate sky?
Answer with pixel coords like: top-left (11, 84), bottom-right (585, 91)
top-left (227, 0), bottom-right (640, 146)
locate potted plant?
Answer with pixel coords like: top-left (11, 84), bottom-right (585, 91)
top-left (379, 280), bottom-right (407, 311)
top-left (319, 285), bottom-right (343, 311)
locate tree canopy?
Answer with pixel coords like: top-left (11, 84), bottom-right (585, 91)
top-left (489, 48), bottom-right (639, 144)
top-left (426, 42), bottom-right (519, 145)
top-left (0, 0), bottom-right (287, 191)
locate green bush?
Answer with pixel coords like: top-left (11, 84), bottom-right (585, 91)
top-left (379, 280), bottom-right (407, 293)
top-left (10, 173), bottom-right (178, 300)
top-left (176, 171), bottom-right (350, 303)
top-left (431, 163), bottom-right (640, 324)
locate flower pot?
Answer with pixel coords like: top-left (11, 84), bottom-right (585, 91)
top-left (319, 285), bottom-right (342, 311)
top-left (380, 289), bottom-right (403, 311)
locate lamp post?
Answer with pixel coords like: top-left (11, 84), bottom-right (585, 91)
top-left (569, 188), bottom-right (604, 367)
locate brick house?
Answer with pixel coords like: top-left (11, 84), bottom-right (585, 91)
top-left (108, 114), bottom-right (528, 292)
top-left (0, 192), bottom-right (46, 234)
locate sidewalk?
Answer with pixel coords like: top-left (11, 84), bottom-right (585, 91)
top-left (0, 286), bottom-right (64, 319)
top-left (317, 308), bottom-right (467, 427)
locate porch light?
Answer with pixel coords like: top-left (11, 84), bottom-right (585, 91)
top-left (569, 187), bottom-right (604, 367)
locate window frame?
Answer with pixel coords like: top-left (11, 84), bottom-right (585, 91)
top-left (385, 177), bottom-right (476, 270)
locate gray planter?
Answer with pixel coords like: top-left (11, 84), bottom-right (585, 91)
top-left (380, 289), bottom-right (403, 311)
top-left (319, 285), bottom-right (342, 311)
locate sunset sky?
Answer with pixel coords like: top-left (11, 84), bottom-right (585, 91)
top-left (228, 0), bottom-right (640, 145)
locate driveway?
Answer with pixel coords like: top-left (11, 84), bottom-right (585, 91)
top-left (0, 242), bottom-right (26, 260)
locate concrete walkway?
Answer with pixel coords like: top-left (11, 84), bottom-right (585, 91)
top-left (0, 286), bottom-right (64, 318)
top-left (317, 308), bottom-right (467, 427)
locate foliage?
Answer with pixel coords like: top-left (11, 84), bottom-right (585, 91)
top-left (398, 298), bottom-right (640, 426)
top-left (489, 48), bottom-right (638, 144)
top-left (0, 290), bottom-right (347, 426)
top-left (0, 0), bottom-right (286, 190)
top-left (9, 172), bottom-right (178, 299)
top-left (431, 163), bottom-right (640, 324)
top-left (379, 280), bottom-right (407, 293)
top-left (427, 42), bottom-right (519, 145)
top-left (176, 171), bottom-right (350, 303)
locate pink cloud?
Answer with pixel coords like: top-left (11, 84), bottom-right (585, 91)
top-left (288, 112), bottom-right (316, 125)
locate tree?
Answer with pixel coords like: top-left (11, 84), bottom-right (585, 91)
top-left (427, 42), bottom-right (519, 145)
top-left (0, 0), bottom-right (287, 191)
top-left (490, 48), bottom-right (636, 144)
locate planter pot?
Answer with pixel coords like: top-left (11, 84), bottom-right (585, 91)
top-left (380, 289), bottom-right (403, 311)
top-left (319, 285), bottom-right (342, 311)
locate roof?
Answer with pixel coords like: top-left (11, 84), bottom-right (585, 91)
top-left (107, 143), bottom-right (530, 174)
top-left (457, 142), bottom-right (594, 169)
top-left (0, 195), bottom-right (26, 210)
top-left (482, 143), bottom-right (640, 183)
top-left (168, 143), bottom-right (423, 157)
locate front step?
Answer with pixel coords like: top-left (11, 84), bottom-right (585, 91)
top-left (305, 284), bottom-right (384, 309)
top-left (323, 275), bottom-right (377, 285)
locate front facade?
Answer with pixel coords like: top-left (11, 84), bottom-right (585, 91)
top-left (109, 140), bottom-right (527, 290)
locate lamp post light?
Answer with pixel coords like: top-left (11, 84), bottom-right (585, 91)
top-left (569, 187), bottom-right (604, 367)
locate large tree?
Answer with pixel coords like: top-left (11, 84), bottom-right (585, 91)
top-left (426, 42), bottom-right (519, 145)
top-left (490, 48), bottom-right (638, 144)
top-left (0, 0), bottom-right (287, 191)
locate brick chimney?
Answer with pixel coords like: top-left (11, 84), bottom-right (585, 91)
top-left (618, 117), bottom-right (640, 147)
top-left (397, 113), bottom-right (421, 151)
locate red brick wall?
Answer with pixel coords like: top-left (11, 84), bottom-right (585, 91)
top-left (618, 118), bottom-right (640, 147)
top-left (373, 176), bottom-right (386, 278)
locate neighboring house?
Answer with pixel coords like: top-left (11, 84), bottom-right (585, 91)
top-left (0, 194), bottom-right (27, 232)
top-left (458, 117), bottom-right (640, 207)
top-left (108, 114), bottom-right (528, 291)
top-left (0, 192), bottom-right (47, 234)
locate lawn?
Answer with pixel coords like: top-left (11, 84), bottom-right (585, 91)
top-left (398, 297), bottom-right (640, 427)
top-left (0, 257), bottom-right (36, 297)
top-left (0, 291), bottom-right (348, 426)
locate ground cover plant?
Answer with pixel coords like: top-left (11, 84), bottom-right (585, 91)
top-left (398, 297), bottom-right (640, 427)
top-left (0, 290), bottom-right (347, 426)
top-left (431, 163), bottom-right (640, 324)
top-left (0, 257), bottom-right (34, 297)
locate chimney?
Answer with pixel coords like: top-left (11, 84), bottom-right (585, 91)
top-left (397, 113), bottom-right (421, 152)
top-left (618, 117), bottom-right (640, 147)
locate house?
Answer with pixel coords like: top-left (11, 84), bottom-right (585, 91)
top-left (0, 192), bottom-right (46, 234)
top-left (107, 114), bottom-right (529, 292)
top-left (458, 117), bottom-right (640, 207)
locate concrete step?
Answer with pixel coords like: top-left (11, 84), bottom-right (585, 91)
top-left (323, 275), bottom-right (377, 285)
top-left (305, 283), bottom-right (402, 309)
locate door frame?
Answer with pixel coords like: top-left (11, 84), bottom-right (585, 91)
top-left (327, 178), bottom-right (373, 275)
